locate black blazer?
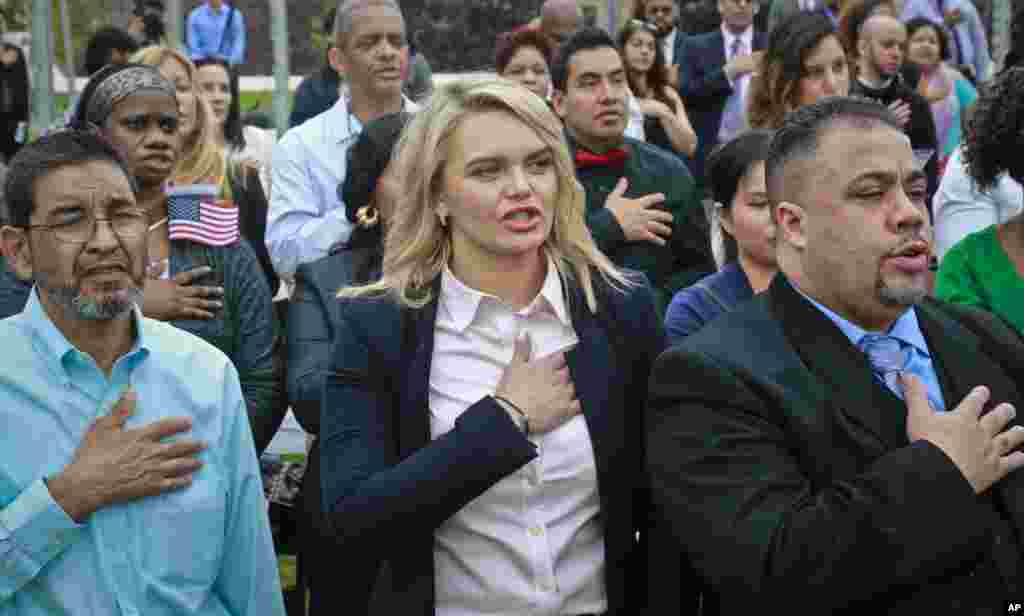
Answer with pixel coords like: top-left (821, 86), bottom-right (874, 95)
top-left (319, 270), bottom-right (670, 615)
top-left (647, 275), bottom-right (1024, 614)
top-left (678, 29), bottom-right (767, 181)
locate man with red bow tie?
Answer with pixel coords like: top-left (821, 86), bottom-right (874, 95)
top-left (552, 28), bottom-right (714, 313)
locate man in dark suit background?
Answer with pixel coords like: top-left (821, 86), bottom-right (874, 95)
top-left (678, 0), bottom-right (767, 184)
top-left (635, 0), bottom-right (689, 87)
top-left (647, 96), bottom-right (1024, 614)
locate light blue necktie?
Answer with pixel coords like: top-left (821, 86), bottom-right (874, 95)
top-left (859, 334), bottom-right (944, 410)
top-left (718, 38), bottom-right (746, 143)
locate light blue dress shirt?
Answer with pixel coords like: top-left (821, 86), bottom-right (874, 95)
top-left (797, 289), bottom-right (948, 412)
top-left (266, 93), bottom-right (418, 277)
top-left (0, 290), bottom-right (285, 616)
top-left (186, 2), bottom-right (246, 66)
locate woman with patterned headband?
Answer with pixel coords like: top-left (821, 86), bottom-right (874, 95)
top-left (0, 63), bottom-right (284, 454)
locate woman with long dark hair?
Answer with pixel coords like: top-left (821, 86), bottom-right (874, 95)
top-left (0, 44), bottom-right (29, 162)
top-left (747, 13), bottom-right (851, 129)
top-left (194, 56), bottom-right (278, 294)
top-left (936, 67), bottom-right (1024, 334)
top-left (665, 129), bottom-right (775, 343)
top-left (617, 19), bottom-right (697, 157)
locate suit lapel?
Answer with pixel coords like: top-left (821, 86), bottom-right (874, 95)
top-left (564, 282), bottom-right (620, 482)
top-left (709, 31), bottom-right (727, 68)
top-left (753, 29), bottom-right (768, 51)
top-left (915, 301), bottom-right (1024, 527)
top-left (914, 300), bottom-right (1021, 412)
top-left (398, 279), bottom-right (441, 459)
top-left (769, 276), bottom-right (908, 450)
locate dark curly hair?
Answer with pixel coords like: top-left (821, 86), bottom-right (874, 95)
top-left (496, 28), bottom-right (552, 73)
top-left (748, 12), bottom-right (842, 130)
top-left (963, 67), bottom-right (1024, 189)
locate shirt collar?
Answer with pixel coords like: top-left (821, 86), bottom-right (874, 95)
top-left (325, 93), bottom-right (420, 145)
top-left (721, 24), bottom-right (754, 51)
top-left (439, 254), bottom-right (572, 333)
top-left (21, 286), bottom-right (150, 383)
top-left (792, 283), bottom-right (931, 357)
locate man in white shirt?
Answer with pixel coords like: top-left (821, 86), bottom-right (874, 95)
top-left (267, 0), bottom-right (416, 278)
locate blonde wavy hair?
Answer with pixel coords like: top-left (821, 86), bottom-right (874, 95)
top-left (131, 46), bottom-right (226, 186)
top-left (338, 78), bottom-right (634, 312)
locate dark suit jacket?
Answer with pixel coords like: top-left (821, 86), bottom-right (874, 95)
top-left (286, 242), bottom-right (383, 615)
top-left (678, 29), bottom-right (767, 182)
top-left (319, 271), bottom-right (672, 615)
top-left (647, 274), bottom-right (1024, 614)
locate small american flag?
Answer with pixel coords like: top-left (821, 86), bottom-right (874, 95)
top-left (166, 184), bottom-right (240, 246)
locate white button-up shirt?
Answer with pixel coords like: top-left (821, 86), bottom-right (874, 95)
top-left (662, 27), bottom-right (678, 65)
top-left (428, 260), bottom-right (607, 616)
top-left (266, 92), bottom-right (417, 277)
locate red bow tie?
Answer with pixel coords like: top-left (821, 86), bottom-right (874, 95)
top-left (575, 147), bottom-right (629, 169)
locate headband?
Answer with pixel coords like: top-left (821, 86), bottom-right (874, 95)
top-left (82, 65), bottom-right (177, 128)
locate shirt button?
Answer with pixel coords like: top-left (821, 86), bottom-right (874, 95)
top-left (528, 526), bottom-right (544, 538)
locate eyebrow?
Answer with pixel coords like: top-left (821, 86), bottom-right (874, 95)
top-left (464, 146), bottom-right (553, 168)
top-left (850, 168), bottom-right (928, 186)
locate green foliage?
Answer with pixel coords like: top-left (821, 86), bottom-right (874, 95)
top-left (0, 0), bottom-right (30, 31)
top-left (50, 0), bottom-right (117, 71)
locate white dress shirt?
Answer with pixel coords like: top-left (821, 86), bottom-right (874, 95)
top-left (428, 259), bottom-right (607, 616)
top-left (662, 27), bottom-right (678, 66)
top-left (266, 91), bottom-right (418, 277)
top-left (933, 146), bottom-right (1023, 260)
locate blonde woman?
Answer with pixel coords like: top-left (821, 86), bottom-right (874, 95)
top-left (134, 45), bottom-right (278, 294)
top-left (320, 79), bottom-right (667, 614)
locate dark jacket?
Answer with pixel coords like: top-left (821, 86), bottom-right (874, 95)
top-left (572, 137), bottom-right (714, 314)
top-left (319, 270), bottom-right (669, 615)
top-left (647, 274), bottom-right (1024, 614)
top-left (0, 242), bottom-right (284, 454)
top-left (230, 164), bottom-right (279, 296)
top-left (286, 238), bottom-right (385, 616)
top-left (678, 28), bottom-right (768, 182)
top-left (664, 261), bottom-right (753, 344)
top-left (848, 76), bottom-right (941, 201)
top-left (289, 66), bottom-right (341, 129)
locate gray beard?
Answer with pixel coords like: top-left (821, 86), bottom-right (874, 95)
top-left (37, 272), bottom-right (142, 321)
top-left (878, 283), bottom-right (927, 307)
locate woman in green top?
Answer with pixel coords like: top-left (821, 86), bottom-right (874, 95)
top-left (935, 67), bottom-right (1024, 334)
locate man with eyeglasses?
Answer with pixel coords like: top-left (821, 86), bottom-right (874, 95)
top-left (268, 0), bottom-right (419, 279)
top-left (0, 130), bottom-right (285, 615)
top-left (679, 0), bottom-right (767, 183)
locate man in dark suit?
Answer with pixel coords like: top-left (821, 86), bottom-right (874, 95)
top-left (647, 96), bottom-right (1024, 614)
top-left (679, 0), bottom-right (767, 183)
top-left (552, 28), bottom-right (714, 313)
top-left (636, 0), bottom-right (689, 87)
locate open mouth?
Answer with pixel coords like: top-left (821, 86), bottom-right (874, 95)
top-left (500, 206), bottom-right (543, 232)
top-left (886, 242), bottom-right (931, 273)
